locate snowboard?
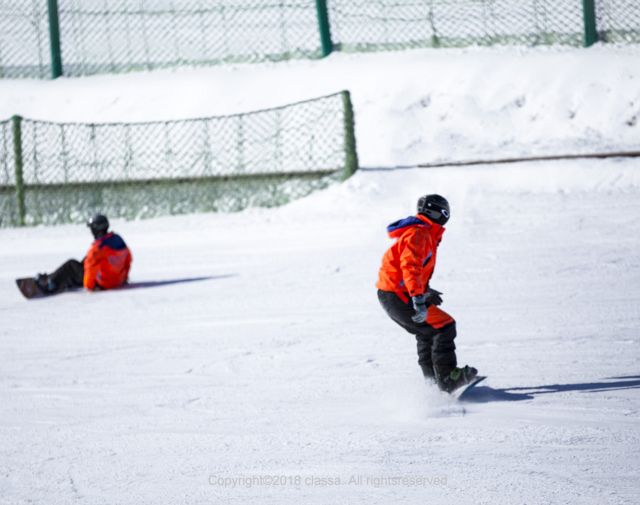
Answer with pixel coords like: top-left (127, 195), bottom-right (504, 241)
top-left (15, 277), bottom-right (48, 299)
top-left (452, 375), bottom-right (487, 400)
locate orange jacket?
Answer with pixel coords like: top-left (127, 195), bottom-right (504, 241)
top-left (83, 232), bottom-right (132, 290)
top-left (376, 214), bottom-right (445, 301)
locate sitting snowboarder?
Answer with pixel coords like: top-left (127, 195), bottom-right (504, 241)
top-left (376, 194), bottom-right (477, 393)
top-left (33, 214), bottom-right (132, 295)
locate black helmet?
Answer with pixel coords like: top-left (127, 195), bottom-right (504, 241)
top-left (417, 194), bottom-right (450, 225)
top-left (87, 213), bottom-right (109, 237)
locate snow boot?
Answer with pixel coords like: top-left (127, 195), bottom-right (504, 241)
top-left (438, 365), bottom-right (478, 393)
top-left (35, 273), bottom-right (57, 294)
top-left (35, 273), bottom-right (50, 292)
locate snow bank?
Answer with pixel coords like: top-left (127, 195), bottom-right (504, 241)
top-left (1, 45), bottom-right (639, 167)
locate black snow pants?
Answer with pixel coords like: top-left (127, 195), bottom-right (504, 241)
top-left (377, 289), bottom-right (457, 381)
top-left (49, 259), bottom-right (84, 292)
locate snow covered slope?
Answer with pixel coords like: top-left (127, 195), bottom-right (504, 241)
top-left (1, 158), bottom-right (639, 504)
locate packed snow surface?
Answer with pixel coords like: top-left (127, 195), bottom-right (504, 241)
top-left (1, 45), bottom-right (640, 504)
top-left (1, 159), bottom-right (640, 504)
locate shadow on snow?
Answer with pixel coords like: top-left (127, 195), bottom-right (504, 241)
top-left (23, 274), bottom-right (235, 300)
top-left (461, 375), bottom-right (640, 403)
top-left (121, 274), bottom-right (236, 290)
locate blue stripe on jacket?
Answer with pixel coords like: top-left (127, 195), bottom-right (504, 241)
top-left (387, 216), bottom-right (427, 233)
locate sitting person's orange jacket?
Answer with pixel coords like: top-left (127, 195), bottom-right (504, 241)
top-left (83, 232), bottom-right (132, 290)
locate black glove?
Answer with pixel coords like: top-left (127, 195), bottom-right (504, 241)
top-left (424, 287), bottom-right (443, 306)
top-left (411, 288), bottom-right (443, 323)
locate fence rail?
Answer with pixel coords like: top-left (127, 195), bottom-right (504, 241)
top-left (0, 90), bottom-right (359, 227)
top-left (0, 0), bottom-right (638, 79)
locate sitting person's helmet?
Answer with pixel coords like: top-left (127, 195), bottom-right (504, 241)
top-left (87, 213), bottom-right (109, 238)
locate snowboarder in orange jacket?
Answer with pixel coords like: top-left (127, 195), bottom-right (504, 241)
top-left (36, 214), bottom-right (132, 294)
top-left (377, 194), bottom-right (477, 392)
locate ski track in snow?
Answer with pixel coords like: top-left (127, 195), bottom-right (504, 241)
top-left (1, 159), bottom-right (639, 504)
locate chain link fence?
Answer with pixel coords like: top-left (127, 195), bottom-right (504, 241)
top-left (0, 118), bottom-right (16, 222)
top-left (0, 91), bottom-right (358, 227)
top-left (329, 0), bottom-right (585, 50)
top-left (57, 0), bottom-right (321, 76)
top-left (0, 0), bottom-right (321, 78)
top-left (0, 1), bottom-right (50, 78)
top-left (1, 1), bottom-right (639, 79)
top-left (596, 0), bottom-right (640, 43)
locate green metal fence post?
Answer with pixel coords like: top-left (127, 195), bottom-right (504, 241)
top-left (47, 0), bottom-right (63, 78)
top-left (341, 90), bottom-right (359, 180)
top-left (315, 0), bottom-right (334, 57)
top-left (12, 116), bottom-right (26, 226)
top-left (582, 0), bottom-right (598, 47)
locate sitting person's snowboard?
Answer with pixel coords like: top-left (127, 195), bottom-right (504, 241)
top-left (15, 277), bottom-right (49, 299)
